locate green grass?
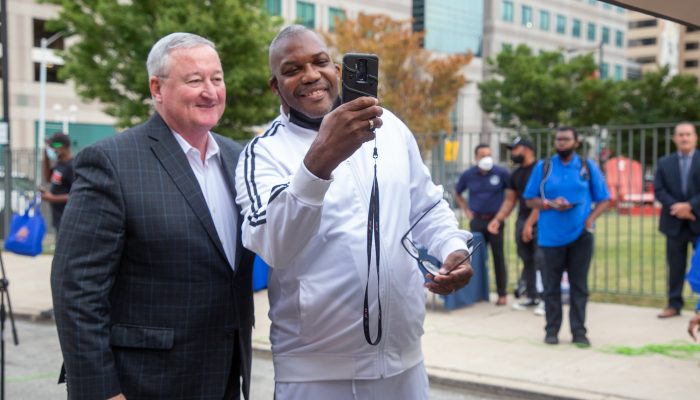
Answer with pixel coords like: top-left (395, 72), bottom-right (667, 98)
top-left (460, 207), bottom-right (700, 309)
top-left (605, 342), bottom-right (700, 359)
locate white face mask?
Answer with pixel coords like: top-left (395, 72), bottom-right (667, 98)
top-left (477, 156), bottom-right (494, 171)
top-left (46, 148), bottom-right (58, 162)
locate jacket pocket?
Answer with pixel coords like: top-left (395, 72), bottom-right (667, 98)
top-left (109, 324), bottom-right (174, 350)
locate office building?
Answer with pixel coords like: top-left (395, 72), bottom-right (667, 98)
top-left (626, 11), bottom-right (681, 77)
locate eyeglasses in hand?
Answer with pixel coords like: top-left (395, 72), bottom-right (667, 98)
top-left (401, 200), bottom-right (481, 279)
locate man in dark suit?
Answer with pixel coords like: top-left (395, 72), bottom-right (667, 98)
top-left (51, 33), bottom-right (254, 399)
top-left (654, 122), bottom-right (700, 318)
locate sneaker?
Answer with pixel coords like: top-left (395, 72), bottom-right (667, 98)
top-left (544, 333), bottom-right (558, 345)
top-left (534, 302), bottom-right (545, 316)
top-left (572, 334), bottom-right (591, 348)
top-left (512, 299), bottom-right (539, 311)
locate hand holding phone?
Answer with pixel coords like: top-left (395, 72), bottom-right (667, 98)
top-left (341, 53), bottom-right (378, 103)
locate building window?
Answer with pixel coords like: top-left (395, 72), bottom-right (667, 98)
top-left (616, 6), bottom-right (625, 13)
top-left (34, 62), bottom-right (64, 83)
top-left (602, 26), bottom-right (610, 44)
top-left (686, 60), bottom-right (699, 68)
top-left (521, 5), bottom-right (533, 27)
top-left (539, 10), bottom-right (550, 31)
top-left (600, 62), bottom-right (609, 79)
top-left (572, 19), bottom-right (581, 38)
top-left (628, 38), bottom-right (657, 47)
top-left (296, 1), bottom-right (315, 28)
top-left (502, 42), bottom-right (513, 51)
top-left (615, 30), bottom-right (624, 47)
top-left (628, 19), bottom-right (657, 29)
top-left (265, 0), bottom-right (282, 16)
top-left (33, 19), bottom-right (64, 50)
top-left (688, 27), bottom-right (699, 33)
top-left (328, 7), bottom-right (345, 32)
top-left (556, 15), bottom-right (566, 34)
top-left (602, 3), bottom-right (612, 10)
top-left (502, 0), bottom-right (514, 22)
top-left (635, 56), bottom-right (656, 64)
top-left (686, 42), bottom-right (700, 50)
top-left (614, 64), bottom-right (623, 81)
top-left (588, 0), bottom-right (596, 5)
top-left (587, 22), bottom-right (596, 42)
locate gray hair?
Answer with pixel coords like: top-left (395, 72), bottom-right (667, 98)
top-left (268, 25), bottom-right (326, 71)
top-left (147, 32), bottom-right (216, 78)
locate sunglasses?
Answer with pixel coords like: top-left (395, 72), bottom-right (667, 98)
top-left (400, 200), bottom-right (481, 279)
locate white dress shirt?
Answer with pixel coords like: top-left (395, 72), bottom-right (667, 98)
top-left (173, 131), bottom-right (238, 270)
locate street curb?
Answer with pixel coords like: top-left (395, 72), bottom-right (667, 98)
top-left (252, 344), bottom-right (636, 400)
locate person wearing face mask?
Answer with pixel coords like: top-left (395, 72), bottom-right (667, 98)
top-left (41, 132), bottom-right (74, 234)
top-left (524, 127), bottom-right (609, 347)
top-left (454, 144), bottom-right (510, 305)
top-left (487, 137), bottom-right (543, 314)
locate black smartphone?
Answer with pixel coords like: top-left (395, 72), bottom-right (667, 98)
top-left (341, 53), bottom-right (379, 103)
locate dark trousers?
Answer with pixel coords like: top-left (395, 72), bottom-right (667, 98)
top-left (541, 231), bottom-right (593, 336)
top-left (515, 218), bottom-right (542, 300)
top-left (665, 230), bottom-right (696, 311)
top-left (223, 330), bottom-right (242, 400)
top-left (471, 217), bottom-right (507, 296)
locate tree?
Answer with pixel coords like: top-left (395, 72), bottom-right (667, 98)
top-left (479, 44), bottom-right (619, 129)
top-left (615, 65), bottom-right (700, 124)
top-left (41, 0), bottom-right (281, 139)
top-left (325, 14), bottom-right (472, 148)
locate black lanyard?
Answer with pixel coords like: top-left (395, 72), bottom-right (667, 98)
top-left (363, 141), bottom-right (382, 346)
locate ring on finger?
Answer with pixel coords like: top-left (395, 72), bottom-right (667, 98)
top-left (368, 119), bottom-right (375, 130)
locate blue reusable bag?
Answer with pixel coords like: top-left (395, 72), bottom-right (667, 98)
top-left (687, 237), bottom-right (700, 294)
top-left (4, 198), bottom-right (46, 256)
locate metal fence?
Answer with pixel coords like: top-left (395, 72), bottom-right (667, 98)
top-left (426, 122), bottom-right (699, 305)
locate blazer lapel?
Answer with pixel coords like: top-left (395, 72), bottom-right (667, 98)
top-left (146, 114), bottom-right (230, 266)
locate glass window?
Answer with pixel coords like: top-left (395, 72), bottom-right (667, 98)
top-left (685, 60), bottom-right (699, 68)
top-left (587, 22), bottom-right (596, 42)
top-left (502, 0), bottom-right (514, 22)
top-left (33, 19), bottom-right (64, 50)
top-left (328, 7), bottom-right (345, 32)
top-left (556, 15), bottom-right (566, 34)
top-left (686, 42), bottom-right (700, 51)
top-left (265, 0), bottom-right (282, 16)
top-left (615, 30), bottom-right (624, 47)
top-left (614, 64), bottom-right (623, 81)
top-left (539, 10), bottom-right (550, 31)
top-left (602, 26), bottom-right (610, 44)
top-left (602, 3), bottom-right (612, 10)
top-left (616, 6), bottom-right (625, 13)
top-left (588, 0), bottom-right (596, 5)
top-left (502, 42), bottom-right (513, 51)
top-left (521, 5), bottom-right (533, 27)
top-left (34, 62), bottom-right (64, 83)
top-left (572, 19), bottom-right (581, 38)
top-left (296, 1), bottom-right (315, 29)
top-left (600, 62), bottom-right (609, 79)
top-left (629, 19), bottom-right (657, 29)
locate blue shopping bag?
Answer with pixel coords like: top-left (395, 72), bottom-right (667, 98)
top-left (4, 198), bottom-right (46, 256)
top-left (688, 237), bottom-right (700, 294)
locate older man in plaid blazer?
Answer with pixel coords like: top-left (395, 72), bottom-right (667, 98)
top-left (51, 33), bottom-right (254, 400)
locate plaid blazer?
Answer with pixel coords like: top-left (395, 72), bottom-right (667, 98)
top-left (51, 113), bottom-right (254, 400)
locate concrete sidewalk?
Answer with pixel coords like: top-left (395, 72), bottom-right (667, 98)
top-left (3, 252), bottom-right (697, 400)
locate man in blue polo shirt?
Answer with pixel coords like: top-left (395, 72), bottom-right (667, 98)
top-left (524, 127), bottom-right (609, 347)
top-left (454, 144), bottom-right (510, 305)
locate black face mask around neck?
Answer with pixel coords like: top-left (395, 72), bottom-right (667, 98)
top-left (288, 97), bottom-right (342, 131)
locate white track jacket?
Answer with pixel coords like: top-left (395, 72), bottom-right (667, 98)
top-left (235, 108), bottom-right (471, 382)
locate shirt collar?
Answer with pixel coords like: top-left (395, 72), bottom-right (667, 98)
top-left (171, 130), bottom-right (220, 162)
top-left (678, 149), bottom-right (695, 158)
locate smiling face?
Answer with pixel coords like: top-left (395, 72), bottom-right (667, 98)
top-left (149, 45), bottom-right (225, 136)
top-left (269, 30), bottom-right (340, 119)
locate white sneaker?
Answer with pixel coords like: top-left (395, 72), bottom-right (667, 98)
top-left (534, 302), bottom-right (545, 316)
top-left (512, 299), bottom-right (538, 311)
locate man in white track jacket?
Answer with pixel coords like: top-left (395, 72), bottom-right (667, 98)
top-left (235, 25), bottom-right (473, 399)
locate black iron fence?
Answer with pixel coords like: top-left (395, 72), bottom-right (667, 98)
top-left (426, 122), bottom-right (699, 306)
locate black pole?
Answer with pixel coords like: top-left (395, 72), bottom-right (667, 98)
top-left (0, 0), bottom-right (10, 239)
